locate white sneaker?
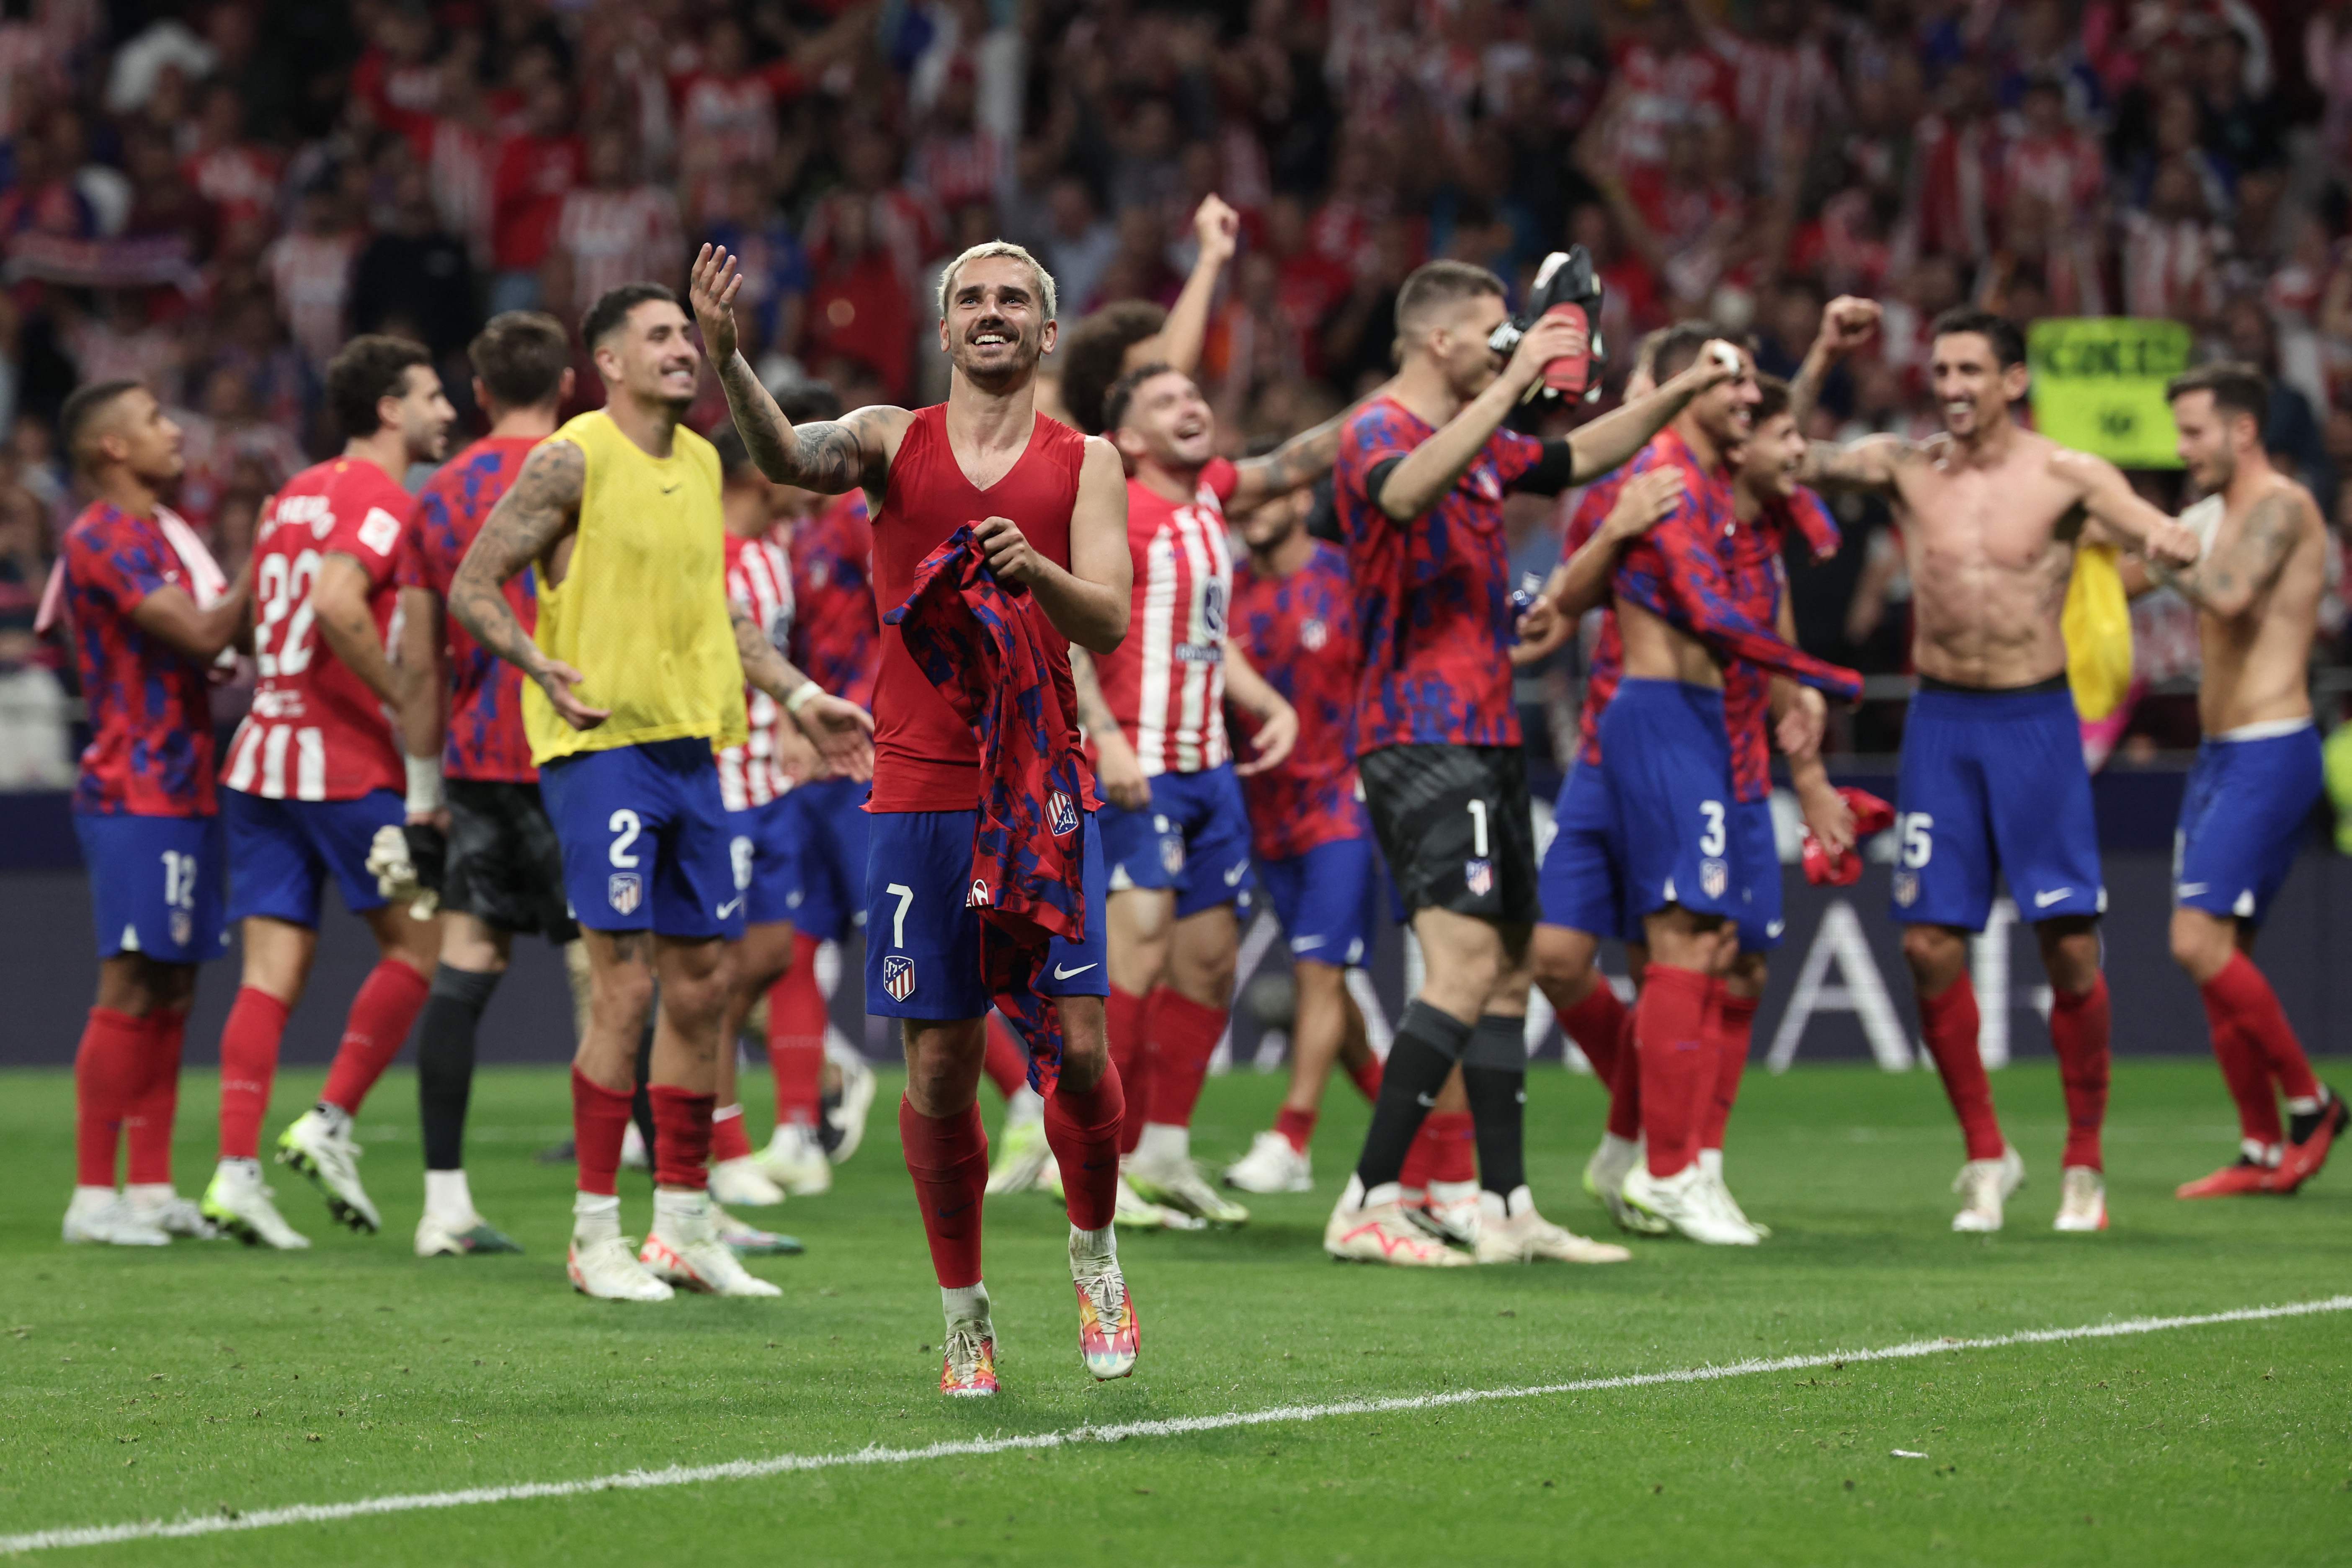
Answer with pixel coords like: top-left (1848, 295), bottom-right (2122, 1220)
top-left (1585, 1133), bottom-right (1669, 1235)
top-left (1225, 1130), bottom-right (1312, 1194)
top-left (710, 1157), bottom-right (787, 1208)
top-left (1415, 1179), bottom-right (1483, 1247)
top-left (124, 1184), bottom-right (219, 1239)
top-left (1951, 1146), bottom-right (2024, 1233)
top-left (826, 1053), bottom-right (878, 1164)
top-left (1113, 1173), bottom-right (1181, 1230)
top-left (415, 1212), bottom-right (524, 1257)
top-left (1324, 1179), bottom-right (1473, 1266)
top-left (621, 1119), bottom-right (650, 1171)
top-left (275, 1107), bottom-right (380, 1233)
top-left (2053, 1166), bottom-right (2108, 1232)
top-left (62, 1188), bottom-right (170, 1246)
top-left (567, 1233), bottom-right (673, 1301)
top-left (201, 1161), bottom-right (310, 1249)
top-left (1125, 1153), bottom-right (1250, 1227)
top-left (985, 1100), bottom-right (1052, 1195)
top-left (712, 1204), bottom-right (804, 1256)
top-left (1474, 1186), bottom-right (1632, 1264)
top-left (640, 1193), bottom-right (783, 1296)
top-left (1697, 1159), bottom-right (1771, 1240)
top-left (755, 1121), bottom-right (834, 1196)
top-left (1620, 1164), bottom-right (1759, 1245)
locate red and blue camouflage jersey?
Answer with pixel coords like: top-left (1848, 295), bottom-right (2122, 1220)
top-left (1718, 487), bottom-right (1842, 802)
top-left (1610, 429), bottom-right (1862, 722)
top-left (1564, 471), bottom-right (1630, 771)
top-left (788, 489), bottom-right (877, 711)
top-left (883, 524), bottom-right (1089, 1092)
top-left (1232, 539), bottom-right (1370, 861)
top-left (60, 500), bottom-right (217, 817)
top-left (398, 435), bottom-right (539, 782)
top-left (1334, 395), bottom-right (1544, 755)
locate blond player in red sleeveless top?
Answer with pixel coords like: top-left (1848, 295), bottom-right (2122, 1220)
top-left (692, 237), bottom-right (1140, 1396)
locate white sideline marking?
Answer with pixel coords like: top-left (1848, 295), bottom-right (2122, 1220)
top-left (7, 1295), bottom-right (2345, 1554)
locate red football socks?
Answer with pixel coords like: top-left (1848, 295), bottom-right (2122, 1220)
top-left (218, 987), bottom-right (290, 1161)
top-left (2203, 950), bottom-right (2320, 1103)
top-left (2048, 973), bottom-right (2110, 1171)
top-left (1557, 978), bottom-right (1628, 1087)
top-left (2199, 961), bottom-right (2285, 1148)
top-left (319, 959), bottom-right (431, 1116)
top-left (1275, 1104), bottom-right (1318, 1153)
top-left (710, 1102), bottom-right (753, 1164)
top-left (766, 935), bottom-right (828, 1128)
top-left (1700, 984), bottom-right (1759, 1151)
top-left (1108, 986), bottom-right (1150, 1153)
top-left (570, 1066), bottom-right (634, 1197)
top-left (648, 1085), bottom-right (716, 1189)
top-left (1345, 1054), bottom-right (1382, 1103)
top-left (900, 1097), bottom-right (988, 1288)
top-left (1145, 987), bottom-right (1226, 1130)
top-left (1044, 1064), bottom-right (1124, 1231)
top-left (1635, 965), bottom-right (1710, 1178)
top-left (1915, 973), bottom-right (2004, 1162)
top-left (125, 1011), bottom-right (185, 1186)
top-left (982, 1011), bottom-right (1030, 1100)
top-left (1606, 1008), bottom-right (1641, 1142)
top-left (1421, 1110), bottom-right (1477, 1184)
top-left (73, 1007), bottom-right (145, 1186)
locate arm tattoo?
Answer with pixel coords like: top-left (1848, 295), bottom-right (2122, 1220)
top-left (450, 440), bottom-right (583, 673)
top-left (730, 601), bottom-right (807, 704)
top-left (1798, 436), bottom-right (1899, 493)
top-left (716, 351), bottom-right (870, 492)
top-left (1237, 407), bottom-right (1349, 503)
top-left (2156, 492), bottom-right (2299, 612)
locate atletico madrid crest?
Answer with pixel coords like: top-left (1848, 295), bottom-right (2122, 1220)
top-left (607, 873), bottom-right (643, 915)
top-left (883, 954), bottom-right (917, 1002)
top-left (1464, 859), bottom-right (1494, 897)
top-left (1047, 790), bottom-right (1079, 838)
top-left (1893, 871), bottom-right (1919, 908)
top-left (1700, 858), bottom-right (1729, 900)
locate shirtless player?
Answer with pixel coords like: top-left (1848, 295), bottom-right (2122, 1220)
top-left (1798, 302), bottom-right (2201, 1234)
top-left (2138, 364), bottom-right (2344, 1198)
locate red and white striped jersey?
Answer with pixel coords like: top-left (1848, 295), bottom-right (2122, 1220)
top-left (223, 458), bottom-right (409, 802)
top-left (554, 186), bottom-right (683, 317)
top-left (716, 529), bottom-right (797, 812)
top-left (1093, 459), bottom-right (1238, 778)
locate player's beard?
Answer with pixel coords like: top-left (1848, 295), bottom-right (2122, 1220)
top-left (955, 319), bottom-right (1039, 391)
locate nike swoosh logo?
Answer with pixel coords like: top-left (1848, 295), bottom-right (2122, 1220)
top-left (2177, 882), bottom-right (2208, 896)
top-left (1416, 1092), bottom-right (1437, 1108)
top-left (1766, 920), bottom-right (1785, 937)
top-left (1053, 963), bottom-right (1097, 980)
top-left (936, 1202), bottom-right (970, 1217)
top-left (661, 483), bottom-right (680, 494)
top-left (716, 897), bottom-right (745, 918)
top-left (1223, 862), bottom-right (1249, 886)
top-left (1082, 1160), bottom-right (1112, 1171)
top-left (2032, 888), bottom-right (2072, 908)
top-left (1292, 935), bottom-right (1326, 951)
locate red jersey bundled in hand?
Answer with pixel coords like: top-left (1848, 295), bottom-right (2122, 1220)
top-left (224, 458), bottom-right (412, 801)
top-left (883, 524), bottom-right (1090, 1091)
top-left (398, 436), bottom-right (539, 783)
top-left (788, 490), bottom-right (879, 711)
top-left (1230, 538), bottom-right (1367, 862)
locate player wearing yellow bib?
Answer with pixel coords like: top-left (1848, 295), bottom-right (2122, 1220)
top-left (451, 282), bottom-right (872, 1302)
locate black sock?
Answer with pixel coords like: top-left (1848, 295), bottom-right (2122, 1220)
top-left (629, 1017), bottom-right (657, 1167)
top-left (419, 965), bottom-right (501, 1171)
top-left (2290, 1085), bottom-right (2341, 1145)
top-left (1462, 1014), bottom-right (1529, 1198)
top-left (1354, 1000), bottom-right (1471, 1191)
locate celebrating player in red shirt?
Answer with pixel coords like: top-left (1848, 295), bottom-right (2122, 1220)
top-left (201, 336), bottom-right (455, 1250)
top-left (57, 380), bottom-right (250, 1247)
top-left (392, 312), bottom-right (577, 1259)
top-left (694, 235), bottom-right (1139, 1395)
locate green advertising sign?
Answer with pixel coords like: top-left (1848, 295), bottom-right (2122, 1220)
top-left (2026, 317), bottom-right (2192, 469)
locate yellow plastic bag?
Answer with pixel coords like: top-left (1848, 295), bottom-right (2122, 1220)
top-left (2064, 542), bottom-right (2134, 722)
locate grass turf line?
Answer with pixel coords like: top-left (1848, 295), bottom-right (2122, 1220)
top-left (1, 1059), bottom-right (2347, 1566)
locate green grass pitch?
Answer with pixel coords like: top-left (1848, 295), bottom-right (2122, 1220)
top-left (2, 1058), bottom-right (2348, 1566)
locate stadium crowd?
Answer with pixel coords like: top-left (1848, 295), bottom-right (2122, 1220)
top-left (6, 0), bottom-right (2352, 784)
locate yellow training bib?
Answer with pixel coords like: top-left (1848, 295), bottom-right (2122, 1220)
top-left (524, 410), bottom-right (747, 766)
top-left (2063, 541), bottom-right (2134, 723)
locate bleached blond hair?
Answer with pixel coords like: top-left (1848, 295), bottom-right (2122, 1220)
top-left (936, 240), bottom-right (1059, 324)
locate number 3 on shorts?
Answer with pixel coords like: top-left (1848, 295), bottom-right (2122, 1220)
top-left (1898, 812), bottom-right (1933, 868)
top-left (1698, 800), bottom-right (1725, 857)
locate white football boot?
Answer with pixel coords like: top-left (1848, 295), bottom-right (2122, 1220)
top-left (826, 1052), bottom-right (878, 1164)
top-left (1324, 1177), bottom-right (1473, 1266)
top-left (1473, 1186), bottom-right (1632, 1264)
top-left (1224, 1130), bottom-right (1313, 1195)
top-left (275, 1106), bottom-right (381, 1233)
top-left (620, 1119), bottom-right (650, 1171)
top-left (639, 1189), bottom-right (781, 1296)
top-left (1585, 1133), bottom-right (1669, 1235)
top-left (755, 1120), bottom-right (835, 1196)
top-left (1951, 1145), bottom-right (2025, 1233)
top-left (1415, 1179), bottom-right (1484, 1247)
top-left (123, 1184), bottom-right (218, 1239)
top-left (1698, 1150), bottom-right (1770, 1240)
top-left (62, 1188), bottom-right (170, 1246)
top-left (568, 1193), bottom-right (671, 1300)
top-left (2053, 1166), bottom-right (2108, 1232)
top-left (1620, 1163), bottom-right (1760, 1245)
top-left (709, 1157), bottom-right (787, 1208)
top-left (1125, 1150), bottom-right (1250, 1227)
top-left (415, 1210), bottom-right (524, 1257)
top-left (201, 1160), bottom-right (310, 1249)
top-left (985, 1092), bottom-right (1051, 1196)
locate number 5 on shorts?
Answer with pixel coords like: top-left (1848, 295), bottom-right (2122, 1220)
top-left (1898, 812), bottom-right (1933, 868)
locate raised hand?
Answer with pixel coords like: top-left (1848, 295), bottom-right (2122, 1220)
top-left (689, 243), bottom-right (745, 365)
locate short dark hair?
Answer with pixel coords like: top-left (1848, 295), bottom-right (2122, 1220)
top-left (1393, 260), bottom-right (1505, 337)
top-left (59, 379), bottom-right (145, 473)
top-left (1930, 307), bottom-right (2026, 369)
top-left (1751, 373), bottom-right (1792, 425)
top-left (1648, 320), bottom-right (1721, 382)
top-left (2167, 360), bottom-right (2270, 426)
top-left (1059, 301), bottom-right (1167, 435)
top-left (468, 312), bottom-right (572, 411)
top-left (325, 335), bottom-right (433, 443)
top-left (776, 380), bottom-right (842, 426)
top-left (1101, 361), bottom-right (1186, 436)
top-left (581, 282), bottom-right (681, 353)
